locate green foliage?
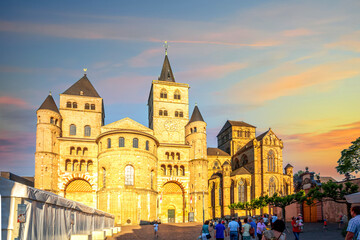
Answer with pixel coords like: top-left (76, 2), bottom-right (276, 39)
top-left (337, 137), bottom-right (360, 177)
top-left (266, 191), bottom-right (306, 208)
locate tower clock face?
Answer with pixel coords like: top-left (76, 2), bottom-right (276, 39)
top-left (164, 120), bottom-right (178, 131)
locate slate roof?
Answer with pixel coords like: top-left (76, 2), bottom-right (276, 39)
top-left (230, 166), bottom-right (251, 176)
top-left (217, 120), bottom-right (256, 137)
top-left (158, 55), bottom-right (175, 82)
top-left (284, 163), bottom-right (294, 169)
top-left (38, 94), bottom-right (60, 113)
top-left (207, 148), bottom-right (230, 156)
top-left (255, 130), bottom-right (270, 141)
top-left (189, 105), bottom-right (204, 123)
top-left (62, 74), bottom-right (101, 98)
top-left (319, 176), bottom-right (336, 183)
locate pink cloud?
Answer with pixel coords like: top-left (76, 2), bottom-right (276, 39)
top-left (178, 62), bottom-right (247, 81)
top-left (128, 48), bottom-right (163, 67)
top-left (327, 30), bottom-right (360, 52)
top-left (0, 96), bottom-right (30, 109)
top-left (282, 28), bottom-right (314, 37)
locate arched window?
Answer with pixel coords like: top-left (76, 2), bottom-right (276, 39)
top-left (145, 140), bottom-right (149, 150)
top-left (87, 160), bottom-right (93, 171)
top-left (165, 152), bottom-right (170, 160)
top-left (171, 152), bottom-right (175, 160)
top-left (160, 89), bottom-right (167, 99)
top-left (174, 90), bottom-right (181, 100)
top-left (83, 147), bottom-right (88, 156)
top-left (269, 177), bottom-right (276, 196)
top-left (179, 111), bottom-right (183, 117)
top-left (125, 165), bottom-right (134, 186)
top-left (70, 124), bottom-right (76, 136)
top-left (161, 165), bottom-right (166, 176)
top-left (85, 103), bottom-right (90, 109)
top-left (50, 117), bottom-right (54, 124)
top-left (241, 155), bottom-right (248, 166)
top-left (55, 119), bottom-right (58, 125)
top-left (102, 167), bottom-right (106, 188)
top-left (180, 166), bottom-right (185, 176)
top-left (194, 127), bottom-right (197, 132)
top-left (119, 137), bottom-right (125, 147)
top-left (176, 152), bottom-right (180, 160)
top-left (84, 125), bottom-right (91, 137)
top-left (175, 111), bottom-right (179, 117)
top-left (73, 160), bottom-right (79, 171)
top-left (107, 138), bottom-right (111, 148)
top-left (91, 104), bottom-right (95, 110)
top-left (150, 170), bottom-right (154, 189)
top-left (133, 138), bottom-right (138, 148)
top-left (70, 146), bottom-right (75, 155)
top-left (80, 160), bottom-right (86, 171)
top-left (190, 128), bottom-right (193, 133)
top-left (174, 165), bottom-right (179, 176)
top-left (72, 102), bottom-right (77, 108)
top-left (238, 180), bottom-right (246, 203)
top-left (159, 110), bottom-right (163, 116)
top-left (66, 102), bottom-right (72, 108)
top-left (267, 150), bottom-right (275, 172)
top-left (164, 110), bottom-right (168, 116)
top-left (65, 160), bottom-right (71, 171)
top-left (76, 147), bottom-right (81, 155)
top-left (167, 165), bottom-right (172, 175)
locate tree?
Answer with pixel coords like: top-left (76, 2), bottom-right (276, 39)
top-left (307, 180), bottom-right (358, 220)
top-left (337, 137), bottom-right (360, 178)
top-left (266, 191), bottom-right (306, 221)
top-left (228, 197), bottom-right (268, 216)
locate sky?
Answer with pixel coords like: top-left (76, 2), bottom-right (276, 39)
top-left (0, 0), bottom-right (359, 180)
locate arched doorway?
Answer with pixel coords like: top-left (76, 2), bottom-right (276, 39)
top-left (64, 179), bottom-right (94, 207)
top-left (160, 182), bottom-right (184, 223)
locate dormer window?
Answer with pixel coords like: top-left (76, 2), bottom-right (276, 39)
top-left (80, 91), bottom-right (84, 96)
top-left (66, 102), bottom-right (72, 108)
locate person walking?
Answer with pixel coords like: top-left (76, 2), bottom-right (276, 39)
top-left (263, 214), bottom-right (269, 227)
top-left (236, 217), bottom-right (243, 239)
top-left (201, 220), bottom-right (212, 239)
top-left (215, 219), bottom-right (226, 240)
top-left (153, 221), bottom-right (159, 238)
top-left (242, 218), bottom-right (251, 240)
top-left (262, 220), bottom-right (286, 240)
top-left (249, 218), bottom-right (257, 239)
top-left (257, 218), bottom-right (266, 240)
top-left (346, 206), bottom-right (360, 240)
top-left (228, 217), bottom-right (240, 240)
top-left (291, 216), bottom-right (301, 240)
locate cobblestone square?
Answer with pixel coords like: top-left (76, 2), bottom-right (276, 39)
top-left (110, 222), bottom-right (344, 240)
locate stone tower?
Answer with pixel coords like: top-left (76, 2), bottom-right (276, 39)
top-left (186, 105), bottom-right (209, 222)
top-left (34, 93), bottom-right (62, 193)
top-left (148, 55), bottom-right (189, 144)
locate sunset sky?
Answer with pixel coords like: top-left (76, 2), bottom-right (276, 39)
top-left (0, 1), bottom-right (359, 179)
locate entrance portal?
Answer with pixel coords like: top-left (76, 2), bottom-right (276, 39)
top-left (168, 209), bottom-right (175, 223)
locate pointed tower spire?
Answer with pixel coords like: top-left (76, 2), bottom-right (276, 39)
top-left (158, 42), bottom-right (175, 82)
top-left (38, 93), bottom-right (59, 113)
top-left (189, 105), bottom-right (204, 123)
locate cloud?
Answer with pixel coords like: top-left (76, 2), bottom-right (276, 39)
top-left (128, 48), bottom-right (163, 67)
top-left (327, 30), bottom-right (360, 52)
top-left (219, 58), bottom-right (360, 105)
top-left (0, 96), bottom-right (31, 109)
top-left (178, 62), bottom-right (248, 81)
top-left (282, 28), bottom-right (314, 37)
top-left (283, 121), bottom-right (360, 151)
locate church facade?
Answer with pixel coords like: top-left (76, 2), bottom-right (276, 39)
top-left (34, 51), bottom-right (293, 225)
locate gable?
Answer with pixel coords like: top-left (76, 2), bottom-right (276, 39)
top-left (101, 117), bottom-right (153, 134)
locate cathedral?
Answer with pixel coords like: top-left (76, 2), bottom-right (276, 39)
top-left (34, 50), bottom-right (293, 225)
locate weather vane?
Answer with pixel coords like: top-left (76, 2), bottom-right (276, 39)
top-left (83, 68), bottom-right (87, 74)
top-left (164, 41), bottom-right (168, 55)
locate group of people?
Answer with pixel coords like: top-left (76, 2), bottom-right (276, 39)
top-left (200, 215), bottom-right (286, 240)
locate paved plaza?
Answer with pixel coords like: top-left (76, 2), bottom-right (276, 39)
top-left (109, 222), bottom-right (344, 240)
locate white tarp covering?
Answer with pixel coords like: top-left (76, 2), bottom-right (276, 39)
top-left (345, 192), bottom-right (360, 203)
top-left (0, 177), bottom-right (114, 240)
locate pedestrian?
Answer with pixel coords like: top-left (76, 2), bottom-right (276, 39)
top-left (272, 214), bottom-right (278, 224)
top-left (269, 215), bottom-right (273, 228)
top-left (257, 218), bottom-right (266, 240)
top-left (262, 219), bottom-right (286, 240)
top-left (298, 214), bottom-right (303, 232)
top-left (323, 216), bottom-right (327, 230)
top-left (263, 214), bottom-right (269, 226)
top-left (339, 213), bottom-right (344, 229)
top-left (215, 219), bottom-right (227, 240)
top-left (228, 217), bottom-right (240, 240)
top-left (346, 206), bottom-right (360, 240)
top-left (242, 218), bottom-right (251, 240)
top-left (248, 217), bottom-right (257, 239)
top-left (153, 221), bottom-right (159, 238)
top-left (236, 217), bottom-right (243, 239)
top-left (201, 220), bottom-right (212, 239)
top-left (291, 216), bottom-right (301, 240)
